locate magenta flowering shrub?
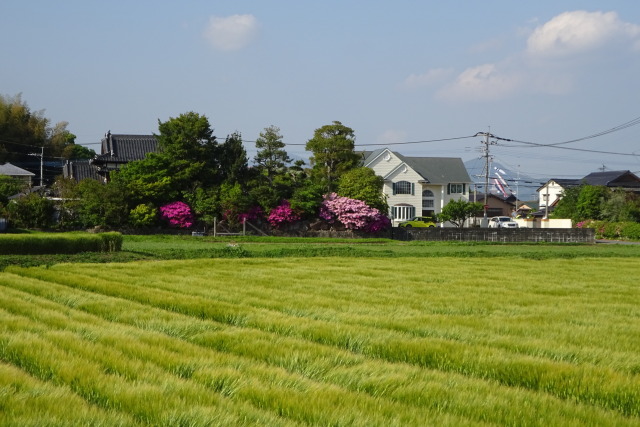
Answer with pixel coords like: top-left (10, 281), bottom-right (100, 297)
top-left (159, 201), bottom-right (194, 228)
top-left (268, 200), bottom-right (300, 228)
top-left (320, 193), bottom-right (391, 233)
top-left (237, 206), bottom-right (264, 224)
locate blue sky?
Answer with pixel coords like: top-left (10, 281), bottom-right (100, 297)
top-left (2, 1), bottom-right (640, 181)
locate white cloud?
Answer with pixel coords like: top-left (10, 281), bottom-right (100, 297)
top-left (203, 14), bottom-right (259, 51)
top-left (527, 10), bottom-right (640, 57)
top-left (403, 68), bottom-right (453, 89)
top-left (437, 63), bottom-right (522, 102)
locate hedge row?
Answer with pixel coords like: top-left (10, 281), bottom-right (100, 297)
top-left (0, 232), bottom-right (123, 255)
top-left (578, 221), bottom-right (640, 240)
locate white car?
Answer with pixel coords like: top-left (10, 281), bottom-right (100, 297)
top-left (488, 216), bottom-right (519, 228)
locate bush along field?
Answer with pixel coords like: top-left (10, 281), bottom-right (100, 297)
top-left (0, 255), bottom-right (639, 425)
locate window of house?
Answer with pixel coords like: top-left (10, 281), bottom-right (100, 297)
top-left (393, 180), bottom-right (414, 195)
top-left (392, 205), bottom-right (415, 220)
top-left (422, 189), bottom-right (434, 208)
top-left (448, 183), bottom-right (465, 194)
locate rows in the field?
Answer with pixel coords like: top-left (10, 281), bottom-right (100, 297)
top-left (34, 257), bottom-right (639, 371)
top-left (0, 279), bottom-right (480, 426)
top-left (3, 267), bottom-right (639, 424)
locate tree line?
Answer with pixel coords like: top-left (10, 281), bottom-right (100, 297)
top-left (2, 109), bottom-right (390, 232)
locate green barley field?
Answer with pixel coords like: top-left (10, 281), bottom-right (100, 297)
top-left (1, 237), bottom-right (639, 425)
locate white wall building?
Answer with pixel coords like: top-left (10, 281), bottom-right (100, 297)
top-left (363, 148), bottom-right (473, 226)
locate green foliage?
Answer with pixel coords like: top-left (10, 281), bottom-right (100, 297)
top-left (601, 188), bottom-right (640, 222)
top-left (437, 199), bottom-right (483, 228)
top-left (337, 167), bottom-right (388, 213)
top-left (0, 175), bottom-right (26, 204)
top-left (550, 185), bottom-right (581, 220)
top-left (112, 154), bottom-right (176, 205)
top-left (0, 232), bottom-right (122, 254)
top-left (289, 181), bottom-right (325, 218)
top-left (305, 121), bottom-right (359, 192)
top-left (61, 143), bottom-right (96, 160)
top-left (155, 111), bottom-right (219, 190)
top-left (253, 125), bottom-right (291, 183)
top-left (579, 220), bottom-right (640, 240)
top-left (129, 204), bottom-right (157, 227)
top-left (76, 179), bottom-right (129, 228)
top-left (576, 185), bottom-right (607, 221)
top-left (185, 187), bottom-right (220, 227)
top-left (219, 182), bottom-right (252, 227)
top-left (0, 94), bottom-right (79, 166)
top-left (219, 132), bottom-right (249, 185)
top-left (6, 193), bottom-right (54, 229)
top-left (554, 185), bottom-right (640, 223)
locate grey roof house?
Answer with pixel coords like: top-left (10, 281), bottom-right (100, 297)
top-left (64, 131), bottom-right (159, 182)
top-left (363, 148), bottom-right (473, 224)
top-left (0, 162), bottom-right (36, 185)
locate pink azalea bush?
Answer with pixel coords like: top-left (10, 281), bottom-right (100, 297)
top-left (320, 193), bottom-right (391, 233)
top-left (268, 200), bottom-right (300, 228)
top-left (237, 206), bottom-right (264, 224)
top-left (159, 201), bottom-right (194, 228)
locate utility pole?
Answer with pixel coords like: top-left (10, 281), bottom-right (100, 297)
top-left (476, 131), bottom-right (495, 224)
top-left (28, 146), bottom-right (44, 187)
top-left (515, 166), bottom-right (520, 215)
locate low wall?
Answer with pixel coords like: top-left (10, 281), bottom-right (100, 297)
top-left (392, 227), bottom-right (595, 243)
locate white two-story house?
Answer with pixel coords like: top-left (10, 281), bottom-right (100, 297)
top-left (363, 148), bottom-right (473, 225)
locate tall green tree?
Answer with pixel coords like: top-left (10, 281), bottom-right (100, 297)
top-left (155, 111), bottom-right (219, 191)
top-left (0, 94), bottom-right (84, 164)
top-left (219, 132), bottom-right (249, 185)
top-left (305, 121), bottom-right (359, 192)
top-left (337, 167), bottom-right (388, 213)
top-left (254, 125), bottom-right (291, 183)
top-left (550, 185), bottom-right (581, 220)
top-left (575, 185), bottom-right (607, 221)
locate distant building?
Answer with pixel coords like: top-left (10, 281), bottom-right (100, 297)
top-left (64, 131), bottom-right (159, 182)
top-left (0, 162), bottom-right (35, 186)
top-left (363, 148), bottom-right (473, 225)
top-left (538, 170), bottom-right (640, 209)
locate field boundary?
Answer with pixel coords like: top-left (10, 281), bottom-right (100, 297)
top-left (391, 227), bottom-right (595, 243)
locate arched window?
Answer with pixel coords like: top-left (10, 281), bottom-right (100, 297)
top-left (422, 189), bottom-right (435, 216)
top-left (393, 180), bottom-right (414, 195)
top-left (422, 189), bottom-right (434, 208)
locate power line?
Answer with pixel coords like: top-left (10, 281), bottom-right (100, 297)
top-left (283, 135), bottom-right (477, 147)
top-left (492, 114), bottom-right (640, 156)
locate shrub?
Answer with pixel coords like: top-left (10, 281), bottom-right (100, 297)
top-left (579, 220), bottom-right (640, 240)
top-left (6, 193), bottom-right (54, 229)
top-left (320, 193), bottom-right (391, 233)
top-left (268, 201), bottom-right (300, 228)
top-left (159, 202), bottom-right (194, 228)
top-left (0, 232), bottom-right (122, 255)
top-left (129, 204), bottom-right (157, 227)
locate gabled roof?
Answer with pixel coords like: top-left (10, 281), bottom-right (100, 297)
top-left (395, 152), bottom-right (472, 184)
top-left (363, 149), bottom-right (472, 184)
top-left (95, 132), bottom-right (158, 163)
top-left (539, 170), bottom-right (640, 191)
top-left (0, 162), bottom-right (35, 177)
top-left (581, 170), bottom-right (640, 186)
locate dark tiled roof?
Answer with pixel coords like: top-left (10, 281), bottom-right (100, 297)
top-left (395, 153), bottom-right (472, 183)
top-left (581, 170), bottom-right (640, 186)
top-left (95, 133), bottom-right (158, 163)
top-left (63, 160), bottom-right (101, 182)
